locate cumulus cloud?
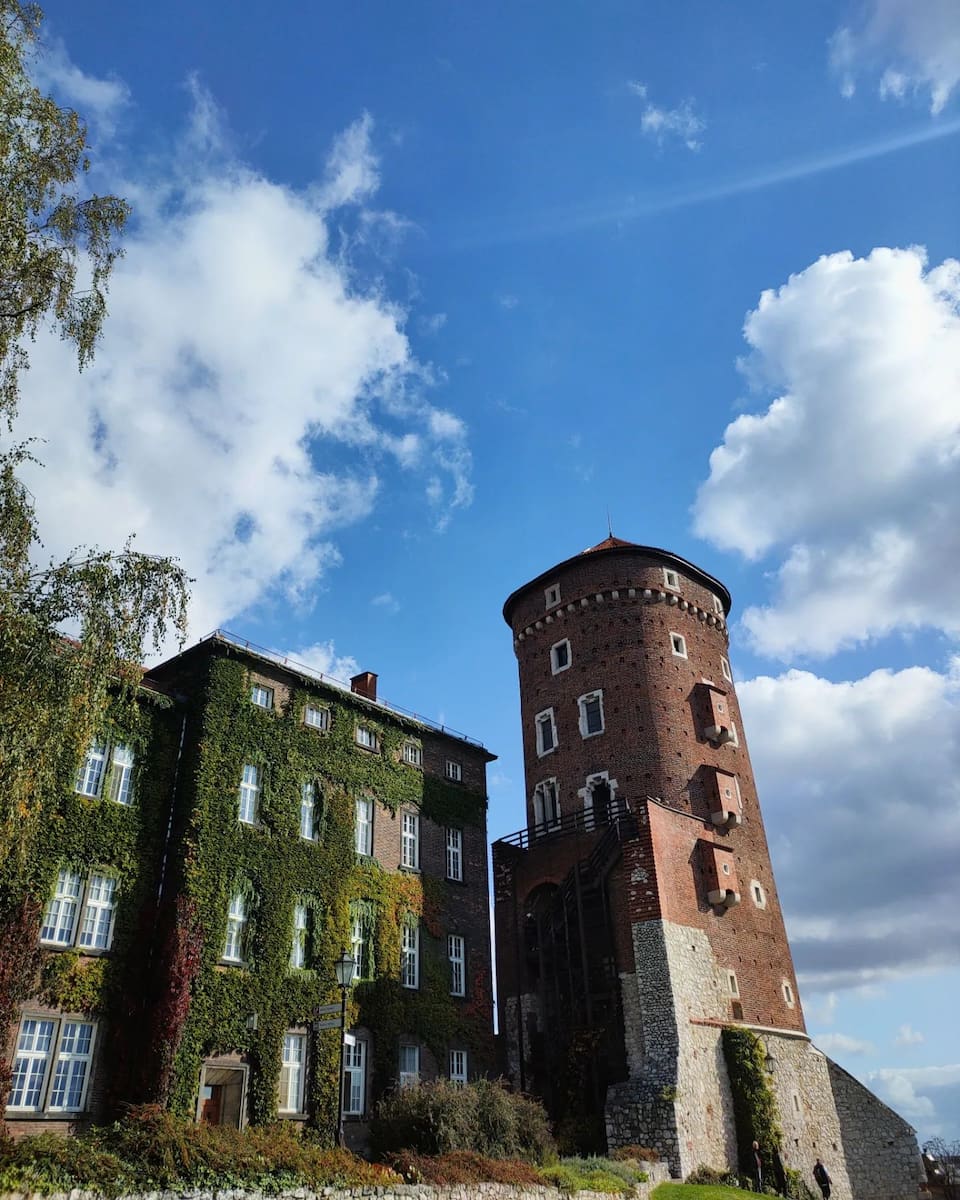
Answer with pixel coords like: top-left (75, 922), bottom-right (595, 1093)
top-left (628, 80), bottom-right (705, 151)
top-left (896, 1024), bottom-right (925, 1046)
top-left (739, 663), bottom-right (960, 991)
top-left (371, 592), bottom-right (400, 612)
top-left (830, 0), bottom-right (960, 114)
top-left (31, 37), bottom-right (130, 137)
top-left (285, 641), bottom-right (360, 687)
top-left (814, 1032), bottom-right (876, 1056)
top-left (694, 246), bottom-right (960, 659)
top-left (13, 63), bottom-right (473, 645)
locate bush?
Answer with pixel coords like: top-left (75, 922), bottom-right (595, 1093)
top-left (385, 1149), bottom-right (543, 1185)
top-left (0, 1106), bottom-right (400, 1196)
top-left (370, 1078), bottom-right (555, 1163)
top-left (540, 1155), bottom-right (647, 1193)
top-left (611, 1144), bottom-right (661, 1162)
top-left (686, 1163), bottom-right (743, 1187)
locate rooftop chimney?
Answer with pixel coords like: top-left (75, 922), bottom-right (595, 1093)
top-left (350, 671), bottom-right (378, 702)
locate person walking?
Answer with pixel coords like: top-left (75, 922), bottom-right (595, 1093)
top-left (752, 1141), bottom-right (764, 1192)
top-left (772, 1146), bottom-right (788, 1197)
top-left (813, 1158), bottom-right (832, 1200)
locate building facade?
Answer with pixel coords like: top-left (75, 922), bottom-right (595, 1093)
top-left (493, 537), bottom-right (920, 1200)
top-left (3, 631), bottom-right (494, 1140)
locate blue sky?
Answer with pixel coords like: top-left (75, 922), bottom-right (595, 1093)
top-left (19, 0), bottom-right (960, 1142)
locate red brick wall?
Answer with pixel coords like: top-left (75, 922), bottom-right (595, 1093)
top-left (503, 544), bottom-right (804, 1034)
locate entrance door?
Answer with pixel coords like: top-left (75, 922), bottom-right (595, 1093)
top-left (197, 1065), bottom-right (246, 1127)
top-left (200, 1084), bottom-right (223, 1125)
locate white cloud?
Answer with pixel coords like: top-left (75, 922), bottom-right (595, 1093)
top-left (738, 663), bottom-right (960, 991)
top-left (814, 1032), bottom-right (876, 1056)
top-left (869, 1070), bottom-right (936, 1119)
top-left (497, 293), bottom-right (519, 310)
top-left (896, 1024), bottom-right (926, 1046)
top-left (11, 62), bottom-right (474, 645)
top-left (629, 80), bottom-right (705, 151)
top-left (285, 640), bottom-right (360, 686)
top-left (694, 246), bottom-right (960, 659)
top-left (371, 592), bottom-right (400, 613)
top-left (31, 38), bottom-right (130, 137)
top-left (830, 0), bottom-right (960, 114)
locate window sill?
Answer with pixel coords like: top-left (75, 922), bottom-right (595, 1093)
top-left (445, 875), bottom-right (467, 886)
top-left (536, 747), bottom-right (557, 759)
top-left (580, 729), bottom-right (605, 740)
top-left (5, 1110), bottom-right (90, 1121)
top-left (40, 944), bottom-right (112, 958)
top-left (399, 864), bottom-right (421, 875)
top-left (354, 743), bottom-right (380, 755)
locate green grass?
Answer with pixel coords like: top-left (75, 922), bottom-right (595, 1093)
top-left (652, 1184), bottom-right (750, 1200)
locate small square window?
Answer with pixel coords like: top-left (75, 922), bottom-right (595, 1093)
top-left (727, 970), bottom-right (739, 997)
top-left (550, 639), bottom-right (571, 674)
top-left (355, 726), bottom-right (379, 752)
top-left (663, 568), bottom-right (680, 591)
top-left (304, 704), bottom-right (330, 731)
top-left (251, 683), bottom-right (274, 710)
top-left (721, 656), bottom-right (732, 682)
top-left (402, 742), bottom-right (423, 767)
top-left (544, 583), bottom-right (561, 609)
top-left (445, 759), bottom-right (463, 782)
top-left (670, 632), bottom-right (687, 658)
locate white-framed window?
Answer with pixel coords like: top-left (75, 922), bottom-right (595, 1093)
top-left (401, 811), bottom-right (420, 870)
top-left (400, 919), bottom-right (419, 989)
top-left (535, 708), bottom-right (557, 756)
top-left (533, 779), bottom-right (560, 830)
top-left (727, 970), bottom-right (740, 998)
top-left (350, 907), bottom-right (372, 982)
top-left (40, 869), bottom-right (117, 952)
top-left (355, 725), bottom-right (379, 752)
top-left (223, 891), bottom-right (247, 963)
top-left (449, 1048), bottom-right (468, 1085)
top-left (663, 567), bottom-right (680, 591)
top-left (278, 1032), bottom-right (305, 1113)
top-left (300, 781), bottom-right (317, 840)
top-left (399, 1042), bottom-right (420, 1088)
top-left (445, 759), bottom-right (463, 782)
top-left (344, 1036), bottom-right (367, 1115)
top-left (721, 655), bottom-right (733, 682)
top-left (76, 741), bottom-right (135, 805)
top-left (238, 763), bottom-right (261, 824)
top-left (7, 1017), bottom-right (97, 1113)
top-left (76, 741), bottom-right (107, 797)
top-left (108, 744), bottom-right (135, 806)
top-left (751, 881), bottom-right (767, 909)
top-left (544, 583), bottom-right (561, 609)
top-left (670, 632), bottom-right (687, 659)
top-left (448, 934), bottom-right (465, 996)
top-left (578, 690), bottom-right (605, 738)
top-left (304, 704), bottom-right (330, 731)
top-left (782, 980), bottom-right (796, 1008)
top-left (290, 902), bottom-right (308, 969)
top-left (402, 741), bottom-right (423, 767)
top-left (713, 594), bottom-right (724, 616)
top-left (355, 797), bottom-right (373, 856)
top-left (550, 639), bottom-right (571, 674)
top-left (251, 683), bottom-right (274, 710)
top-left (446, 828), bottom-right (463, 881)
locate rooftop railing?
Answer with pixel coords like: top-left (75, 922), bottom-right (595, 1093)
top-left (493, 796), bottom-right (633, 851)
top-left (199, 628), bottom-right (485, 748)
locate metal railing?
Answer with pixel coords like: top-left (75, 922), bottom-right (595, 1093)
top-left (493, 796), bottom-right (633, 851)
top-left (199, 628), bottom-right (485, 748)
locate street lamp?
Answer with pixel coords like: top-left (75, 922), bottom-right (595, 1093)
top-left (333, 950), bottom-right (355, 1147)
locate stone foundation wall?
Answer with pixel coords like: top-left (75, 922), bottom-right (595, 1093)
top-left (828, 1058), bottom-right (923, 1200)
top-left (0, 1174), bottom-right (672, 1200)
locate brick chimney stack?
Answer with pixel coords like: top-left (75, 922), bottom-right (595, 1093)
top-left (350, 671), bottom-right (378, 701)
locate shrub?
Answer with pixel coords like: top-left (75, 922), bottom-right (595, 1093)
top-left (611, 1144), bottom-right (661, 1162)
top-left (0, 1132), bottom-right (133, 1198)
top-left (785, 1166), bottom-right (818, 1200)
top-left (385, 1149), bottom-right (543, 1185)
top-left (371, 1078), bottom-right (555, 1163)
top-left (540, 1155), bottom-right (646, 1193)
top-left (686, 1163), bottom-right (743, 1187)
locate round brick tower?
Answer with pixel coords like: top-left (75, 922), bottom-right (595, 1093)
top-left (494, 537), bottom-right (845, 1180)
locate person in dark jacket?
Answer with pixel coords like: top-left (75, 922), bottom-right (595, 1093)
top-left (752, 1141), bottom-right (764, 1192)
top-left (772, 1146), bottom-right (788, 1196)
top-left (813, 1158), bottom-right (832, 1199)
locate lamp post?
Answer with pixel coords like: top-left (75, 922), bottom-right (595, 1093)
top-left (333, 950), bottom-right (355, 1147)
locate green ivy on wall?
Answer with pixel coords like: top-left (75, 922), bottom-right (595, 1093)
top-left (721, 1026), bottom-right (784, 1177)
top-left (162, 652), bottom-right (492, 1132)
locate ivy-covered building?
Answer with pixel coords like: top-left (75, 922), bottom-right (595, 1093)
top-left (3, 630), bottom-right (495, 1139)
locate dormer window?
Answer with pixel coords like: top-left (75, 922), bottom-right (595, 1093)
top-left (663, 568), bottom-right (680, 591)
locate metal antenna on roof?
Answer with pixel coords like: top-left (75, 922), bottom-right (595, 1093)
top-left (607, 508), bottom-right (613, 538)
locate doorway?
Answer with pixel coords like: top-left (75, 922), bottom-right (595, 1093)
top-left (197, 1063), bottom-right (247, 1128)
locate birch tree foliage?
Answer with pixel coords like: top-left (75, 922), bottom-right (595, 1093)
top-left (0, 1), bottom-right (190, 868)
